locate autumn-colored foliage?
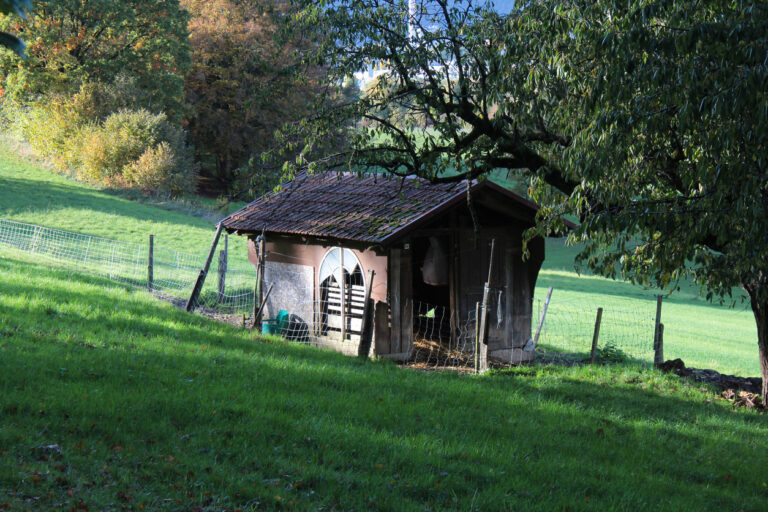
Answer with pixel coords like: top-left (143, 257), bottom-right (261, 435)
top-left (0, 0), bottom-right (191, 118)
top-left (181, 0), bottom-right (322, 196)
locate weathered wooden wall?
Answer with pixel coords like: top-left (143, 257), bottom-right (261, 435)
top-left (248, 235), bottom-right (391, 355)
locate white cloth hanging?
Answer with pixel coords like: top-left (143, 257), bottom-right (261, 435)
top-left (496, 289), bottom-right (503, 328)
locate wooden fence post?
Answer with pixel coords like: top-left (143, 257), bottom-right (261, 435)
top-left (590, 307), bottom-right (603, 364)
top-left (185, 223), bottom-right (223, 312)
top-left (653, 295), bottom-right (663, 366)
top-left (358, 270), bottom-right (376, 358)
top-left (252, 235), bottom-right (266, 326)
top-left (533, 286), bottom-right (554, 349)
top-left (147, 234), bottom-right (154, 291)
top-left (656, 323), bottom-right (664, 365)
top-left (217, 234), bottom-right (228, 303)
top-left (253, 283), bottom-right (274, 330)
top-left (476, 239), bottom-right (495, 372)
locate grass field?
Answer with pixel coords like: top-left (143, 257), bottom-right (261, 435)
top-left (0, 253), bottom-right (767, 511)
top-left (535, 241), bottom-right (759, 375)
top-left (0, 144), bottom-right (761, 375)
top-left (0, 144), bottom-right (247, 251)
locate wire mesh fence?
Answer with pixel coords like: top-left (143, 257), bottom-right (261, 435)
top-left (402, 295), bottom-right (658, 370)
top-left (533, 297), bottom-right (657, 362)
top-left (408, 300), bottom-right (479, 370)
top-left (0, 218), bottom-right (660, 366)
top-left (0, 218), bottom-right (256, 316)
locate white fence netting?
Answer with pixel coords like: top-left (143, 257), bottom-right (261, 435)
top-left (0, 218), bottom-right (660, 367)
top-left (0, 218), bottom-right (256, 315)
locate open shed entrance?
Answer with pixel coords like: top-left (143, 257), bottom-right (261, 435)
top-left (410, 235), bottom-right (457, 355)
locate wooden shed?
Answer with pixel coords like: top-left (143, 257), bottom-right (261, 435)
top-left (221, 172), bottom-right (550, 363)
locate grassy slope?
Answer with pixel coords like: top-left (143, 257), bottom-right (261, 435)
top-left (537, 240), bottom-right (759, 375)
top-left (0, 146), bottom-right (246, 251)
top-left (0, 144), bottom-right (760, 375)
top-left (0, 253), bottom-right (767, 511)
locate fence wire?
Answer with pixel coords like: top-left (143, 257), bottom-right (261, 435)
top-left (0, 218), bottom-right (660, 366)
top-left (408, 300), bottom-right (478, 370)
top-left (534, 297), bottom-right (656, 361)
top-left (0, 218), bottom-right (256, 315)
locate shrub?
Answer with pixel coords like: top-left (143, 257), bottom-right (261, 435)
top-left (74, 108), bottom-right (199, 196)
top-left (124, 142), bottom-right (199, 197)
top-left (3, 80), bottom-right (200, 197)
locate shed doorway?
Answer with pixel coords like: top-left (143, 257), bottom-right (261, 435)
top-left (318, 248), bottom-right (366, 341)
top-left (411, 236), bottom-right (454, 347)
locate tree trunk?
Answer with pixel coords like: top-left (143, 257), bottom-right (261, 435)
top-left (744, 282), bottom-right (768, 400)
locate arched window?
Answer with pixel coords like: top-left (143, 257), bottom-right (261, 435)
top-left (319, 248), bottom-right (365, 340)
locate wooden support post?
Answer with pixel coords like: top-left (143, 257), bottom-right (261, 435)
top-left (656, 323), bottom-right (664, 366)
top-left (532, 286), bottom-right (554, 349)
top-left (253, 283), bottom-right (274, 330)
top-left (251, 277), bottom-right (260, 329)
top-left (185, 223), bottom-right (223, 312)
top-left (448, 235), bottom-right (457, 349)
top-left (474, 301), bottom-right (481, 374)
top-left (252, 235), bottom-right (266, 326)
top-left (217, 234), bottom-right (228, 303)
top-left (340, 248), bottom-right (347, 342)
top-left (653, 294), bottom-right (663, 366)
top-left (590, 307), bottom-right (603, 364)
top-left (358, 270), bottom-right (376, 358)
top-left (147, 234), bottom-right (154, 291)
top-left (476, 239), bottom-right (495, 372)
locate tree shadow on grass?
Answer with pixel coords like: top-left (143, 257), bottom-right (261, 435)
top-left (2, 248), bottom-right (767, 510)
top-left (0, 334), bottom-right (766, 512)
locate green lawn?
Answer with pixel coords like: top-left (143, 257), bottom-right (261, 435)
top-left (0, 252), bottom-right (766, 511)
top-left (0, 145), bottom-right (247, 252)
top-left (0, 143), bottom-right (761, 376)
top-left (536, 240), bottom-right (759, 376)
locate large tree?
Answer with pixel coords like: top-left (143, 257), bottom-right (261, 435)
top-left (286, 0), bottom-right (768, 398)
top-left (182, 0), bottom-right (327, 197)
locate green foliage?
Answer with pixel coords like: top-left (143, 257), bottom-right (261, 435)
top-left (76, 109), bottom-right (198, 195)
top-left (8, 91), bottom-right (199, 197)
top-left (287, 0), bottom-right (768, 395)
top-left (124, 142), bottom-right (199, 197)
top-left (181, 0), bottom-right (327, 197)
top-left (0, 253), bottom-right (767, 510)
top-left (0, 0), bottom-right (190, 118)
top-left (596, 344), bottom-right (630, 364)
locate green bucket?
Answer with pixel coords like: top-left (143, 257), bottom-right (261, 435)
top-left (261, 310), bottom-right (290, 336)
top-left (261, 319), bottom-right (280, 335)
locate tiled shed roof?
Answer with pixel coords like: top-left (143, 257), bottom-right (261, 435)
top-left (221, 172), bottom-right (540, 244)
